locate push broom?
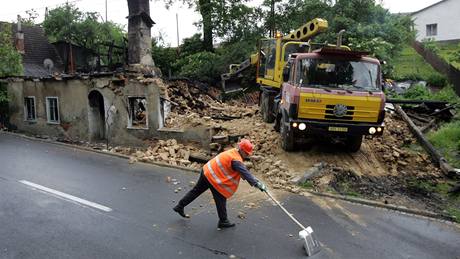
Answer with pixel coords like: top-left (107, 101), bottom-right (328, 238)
top-left (264, 190), bottom-right (321, 256)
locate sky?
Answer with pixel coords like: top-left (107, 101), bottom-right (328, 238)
top-left (0, 0), bottom-right (442, 47)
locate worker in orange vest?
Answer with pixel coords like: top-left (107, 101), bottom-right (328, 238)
top-left (173, 139), bottom-right (267, 228)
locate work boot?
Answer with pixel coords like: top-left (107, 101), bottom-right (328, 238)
top-left (217, 220), bottom-right (235, 229)
top-left (173, 205), bottom-right (190, 218)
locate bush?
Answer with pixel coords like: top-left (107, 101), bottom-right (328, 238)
top-left (448, 43), bottom-right (460, 64)
top-left (152, 45), bottom-right (177, 77)
top-left (179, 34), bottom-right (205, 58)
top-left (402, 84), bottom-right (432, 100)
top-left (174, 52), bottom-right (219, 83)
top-left (392, 73), bottom-right (424, 81)
top-left (426, 73), bottom-right (448, 87)
top-left (421, 38), bottom-right (440, 54)
top-left (214, 40), bottom-right (255, 74)
top-left (432, 85), bottom-right (460, 105)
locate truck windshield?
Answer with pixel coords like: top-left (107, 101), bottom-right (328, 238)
top-left (299, 58), bottom-right (380, 91)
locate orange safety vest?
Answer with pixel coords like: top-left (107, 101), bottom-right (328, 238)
top-left (203, 148), bottom-right (243, 198)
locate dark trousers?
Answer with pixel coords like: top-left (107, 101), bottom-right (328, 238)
top-left (178, 171), bottom-right (228, 222)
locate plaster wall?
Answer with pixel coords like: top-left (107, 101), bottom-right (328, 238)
top-left (413, 0), bottom-right (460, 42)
top-left (7, 77), bottom-right (210, 147)
top-left (8, 79), bottom-right (89, 139)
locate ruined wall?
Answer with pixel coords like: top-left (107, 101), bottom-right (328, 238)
top-left (7, 76), bottom-right (210, 147)
top-left (7, 79), bottom-right (89, 139)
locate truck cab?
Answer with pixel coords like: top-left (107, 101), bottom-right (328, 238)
top-left (276, 47), bottom-right (386, 151)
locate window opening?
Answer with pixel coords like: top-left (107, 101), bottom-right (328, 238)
top-left (24, 97), bottom-right (36, 121)
top-left (128, 97), bottom-right (147, 128)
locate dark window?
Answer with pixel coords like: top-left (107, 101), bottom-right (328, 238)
top-left (46, 97), bottom-right (59, 123)
top-left (128, 97), bottom-right (147, 128)
top-left (258, 39), bottom-right (277, 78)
top-left (24, 97), bottom-right (36, 121)
top-left (426, 24), bottom-right (437, 36)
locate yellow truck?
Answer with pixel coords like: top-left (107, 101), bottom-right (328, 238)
top-left (223, 18), bottom-right (386, 151)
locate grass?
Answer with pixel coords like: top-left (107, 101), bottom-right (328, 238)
top-left (427, 120), bottom-right (460, 168)
top-left (392, 45), bottom-right (442, 81)
top-left (437, 42), bottom-right (460, 70)
top-left (407, 178), bottom-right (460, 222)
top-left (446, 207), bottom-right (460, 222)
top-left (300, 181), bottom-right (314, 189)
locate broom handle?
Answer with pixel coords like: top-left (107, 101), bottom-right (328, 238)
top-left (265, 190), bottom-right (306, 230)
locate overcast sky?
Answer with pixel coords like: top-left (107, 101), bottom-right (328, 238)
top-left (0, 0), bottom-right (441, 47)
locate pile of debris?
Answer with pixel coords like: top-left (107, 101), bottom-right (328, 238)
top-left (159, 79), bottom-right (258, 128)
top-left (368, 114), bottom-right (442, 176)
top-left (111, 139), bottom-right (205, 170)
top-left (390, 100), bottom-right (458, 134)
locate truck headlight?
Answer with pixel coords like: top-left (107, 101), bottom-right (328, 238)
top-left (369, 127), bottom-right (376, 134)
top-left (292, 122), bottom-right (298, 128)
top-left (299, 123), bottom-right (307, 131)
top-left (377, 127), bottom-right (382, 132)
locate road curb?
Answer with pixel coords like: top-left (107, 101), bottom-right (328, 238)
top-left (304, 190), bottom-right (458, 224)
top-left (0, 131), bottom-right (201, 174)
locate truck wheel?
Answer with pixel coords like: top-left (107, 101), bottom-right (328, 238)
top-left (274, 114), bottom-right (281, 132)
top-left (345, 135), bottom-right (362, 152)
top-left (280, 118), bottom-right (295, 151)
top-left (261, 91), bottom-right (275, 123)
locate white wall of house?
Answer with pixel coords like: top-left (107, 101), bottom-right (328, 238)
top-left (412, 0), bottom-right (460, 42)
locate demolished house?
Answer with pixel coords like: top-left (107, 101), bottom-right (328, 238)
top-left (2, 6), bottom-right (210, 147)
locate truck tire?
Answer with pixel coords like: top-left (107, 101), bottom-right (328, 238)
top-left (345, 135), bottom-right (362, 152)
top-left (260, 91), bottom-right (275, 123)
top-left (274, 113), bottom-right (281, 132)
top-left (280, 116), bottom-right (295, 151)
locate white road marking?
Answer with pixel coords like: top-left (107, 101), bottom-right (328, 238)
top-left (19, 180), bottom-right (112, 212)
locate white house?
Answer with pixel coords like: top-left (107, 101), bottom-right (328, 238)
top-left (411, 0), bottom-right (460, 42)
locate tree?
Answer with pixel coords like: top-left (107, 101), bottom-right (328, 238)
top-left (211, 0), bottom-right (264, 43)
top-left (0, 23), bottom-right (23, 78)
top-left (165, 0), bottom-right (261, 50)
top-left (273, 0), bottom-right (413, 76)
top-left (0, 23), bottom-right (23, 128)
top-left (275, 0), bottom-right (333, 35)
top-left (21, 9), bottom-right (39, 26)
top-left (42, 4), bottom-right (126, 61)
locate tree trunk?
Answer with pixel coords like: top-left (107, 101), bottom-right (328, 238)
top-left (198, 0), bottom-right (213, 51)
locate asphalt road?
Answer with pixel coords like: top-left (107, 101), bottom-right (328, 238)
top-left (1, 133), bottom-right (459, 259)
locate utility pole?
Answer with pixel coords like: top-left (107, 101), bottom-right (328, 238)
top-left (176, 13), bottom-right (180, 48)
top-left (270, 0), bottom-right (275, 37)
top-left (105, 0), bottom-right (108, 22)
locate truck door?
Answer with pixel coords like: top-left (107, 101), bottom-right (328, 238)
top-left (258, 39), bottom-right (277, 80)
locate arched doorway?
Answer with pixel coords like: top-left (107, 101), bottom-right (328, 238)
top-left (88, 90), bottom-right (105, 141)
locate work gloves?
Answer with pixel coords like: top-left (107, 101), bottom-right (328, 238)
top-left (255, 181), bottom-right (267, 192)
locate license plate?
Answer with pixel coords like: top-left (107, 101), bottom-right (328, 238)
top-left (328, 126), bottom-right (348, 132)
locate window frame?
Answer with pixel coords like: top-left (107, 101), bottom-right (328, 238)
top-left (45, 96), bottom-right (60, 124)
top-left (426, 23), bottom-right (437, 36)
top-left (24, 96), bottom-right (37, 122)
top-left (127, 96), bottom-right (148, 130)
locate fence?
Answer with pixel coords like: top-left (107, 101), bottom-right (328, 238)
top-left (411, 41), bottom-right (460, 96)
